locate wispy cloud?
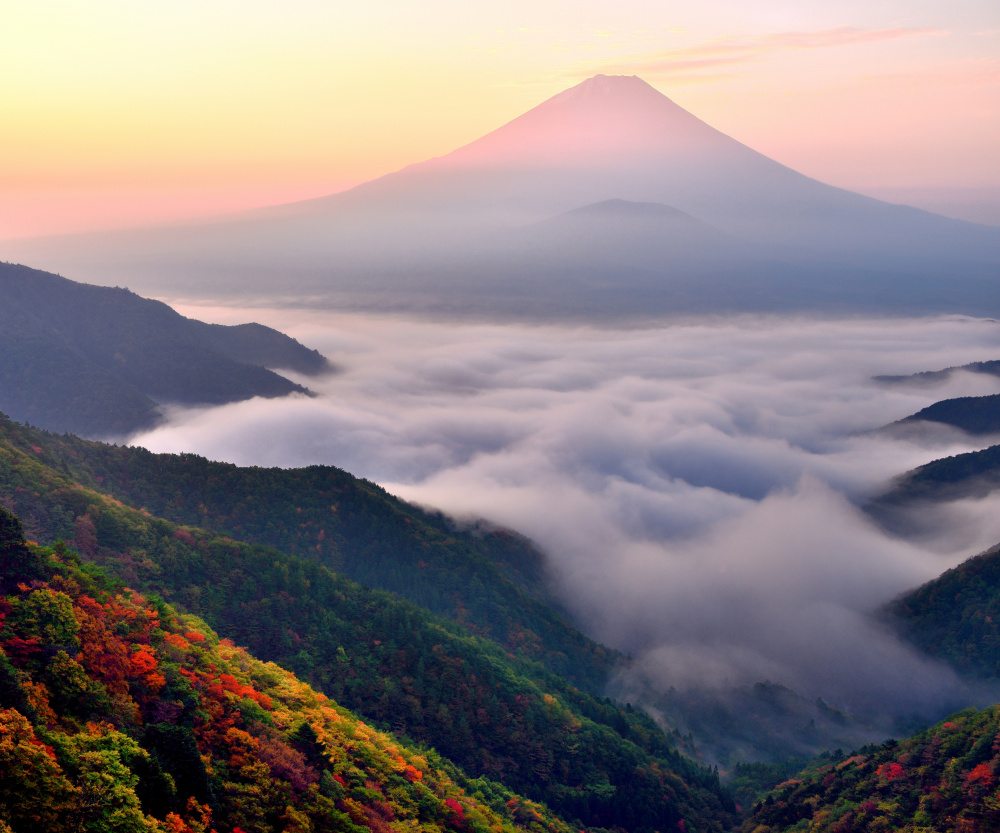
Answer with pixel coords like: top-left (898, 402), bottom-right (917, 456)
top-left (587, 26), bottom-right (945, 80)
top-left (860, 57), bottom-right (1000, 88)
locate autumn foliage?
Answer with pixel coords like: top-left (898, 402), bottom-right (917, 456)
top-left (742, 708), bottom-right (1000, 832)
top-left (0, 505), bottom-right (577, 833)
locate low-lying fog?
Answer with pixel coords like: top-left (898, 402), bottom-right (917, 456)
top-left (135, 310), bottom-right (1000, 720)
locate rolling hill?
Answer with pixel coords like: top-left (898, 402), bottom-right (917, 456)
top-left (875, 359), bottom-right (1000, 387)
top-left (868, 443), bottom-right (1000, 525)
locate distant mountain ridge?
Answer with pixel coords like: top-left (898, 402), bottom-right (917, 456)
top-left (892, 393), bottom-right (1000, 436)
top-left (5, 74), bottom-right (999, 318)
top-left (875, 359), bottom-right (1000, 386)
top-left (0, 261), bottom-right (330, 437)
top-left (869, 443), bottom-right (1000, 514)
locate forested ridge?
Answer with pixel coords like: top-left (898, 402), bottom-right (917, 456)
top-left (0, 504), bottom-right (580, 833)
top-left (0, 413), bottom-right (737, 833)
top-left (869, 442), bottom-right (1000, 511)
top-left (15, 366), bottom-right (1000, 830)
top-left (888, 542), bottom-right (1000, 680)
top-left (741, 707), bottom-right (1000, 832)
top-left (875, 358), bottom-right (1000, 386)
top-left (9, 423), bottom-right (616, 693)
top-left (894, 392), bottom-right (1000, 436)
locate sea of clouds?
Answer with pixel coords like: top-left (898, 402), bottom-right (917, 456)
top-left (134, 309), bottom-right (1000, 719)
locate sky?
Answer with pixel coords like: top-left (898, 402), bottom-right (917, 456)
top-left (1, 0), bottom-right (998, 238)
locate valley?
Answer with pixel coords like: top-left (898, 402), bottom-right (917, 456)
top-left (7, 270), bottom-right (1000, 830)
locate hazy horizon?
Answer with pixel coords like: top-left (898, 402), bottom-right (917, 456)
top-left (2, 2), bottom-right (998, 239)
top-left (4, 72), bottom-right (997, 326)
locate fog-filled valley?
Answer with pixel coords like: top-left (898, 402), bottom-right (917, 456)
top-left (116, 307), bottom-right (1000, 750)
top-left (4, 27), bottom-right (1000, 825)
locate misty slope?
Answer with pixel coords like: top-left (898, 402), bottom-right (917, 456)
top-left (876, 358), bottom-right (1000, 386)
top-left (868, 443), bottom-right (1000, 525)
top-left (0, 505), bottom-right (581, 833)
top-left (464, 200), bottom-right (775, 301)
top-left (0, 414), bottom-right (737, 832)
top-left (740, 707), bottom-right (1000, 832)
top-left (888, 541), bottom-right (1000, 680)
top-left (866, 381), bottom-right (1000, 530)
top-left (5, 75), bottom-right (999, 317)
top-left (643, 683), bottom-right (880, 772)
top-left (0, 261), bottom-right (329, 437)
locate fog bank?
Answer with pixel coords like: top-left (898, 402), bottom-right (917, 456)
top-left (135, 310), bottom-right (1000, 718)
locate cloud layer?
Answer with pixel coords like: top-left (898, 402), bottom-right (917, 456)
top-left (136, 310), bottom-right (1000, 718)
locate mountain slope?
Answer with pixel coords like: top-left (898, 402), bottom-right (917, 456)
top-left (0, 414), bottom-right (737, 832)
top-left (0, 262), bottom-right (329, 437)
top-left (876, 358), bottom-right (1000, 386)
top-left (5, 75), bottom-right (998, 318)
top-left (270, 75), bottom-right (999, 256)
top-left (893, 393), bottom-right (1000, 436)
top-left (868, 443), bottom-right (1000, 520)
top-left (0, 418), bottom-right (615, 693)
top-left (0, 504), bottom-right (579, 833)
top-left (740, 707), bottom-right (1000, 832)
top-left (887, 541), bottom-right (1000, 679)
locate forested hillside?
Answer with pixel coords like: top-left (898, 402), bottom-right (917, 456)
top-left (868, 443), bottom-right (1000, 518)
top-left (0, 413), bottom-right (737, 832)
top-left (0, 505), bottom-right (581, 833)
top-left (888, 542), bottom-right (1000, 679)
top-left (741, 707), bottom-right (1000, 832)
top-left (0, 418), bottom-right (616, 693)
top-left (0, 262), bottom-right (329, 437)
top-left (894, 393), bottom-right (1000, 435)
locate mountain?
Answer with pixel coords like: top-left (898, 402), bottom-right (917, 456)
top-left (0, 504), bottom-right (581, 833)
top-left (644, 682), bottom-right (879, 771)
top-left (889, 393), bottom-right (1000, 437)
top-left (887, 541), bottom-right (1000, 680)
top-left (876, 359), bottom-right (1000, 386)
top-left (3, 417), bottom-right (615, 693)
top-left (866, 443), bottom-right (1000, 539)
top-left (0, 413), bottom-right (738, 832)
top-left (5, 75), bottom-right (999, 317)
top-left (868, 443), bottom-right (1000, 530)
top-left (0, 261), bottom-right (330, 437)
top-left (740, 706), bottom-right (1000, 832)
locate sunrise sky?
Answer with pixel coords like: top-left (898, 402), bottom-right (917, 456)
top-left (2, 0), bottom-right (998, 238)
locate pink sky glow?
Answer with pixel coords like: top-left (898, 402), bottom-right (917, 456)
top-left (1, 3), bottom-right (997, 238)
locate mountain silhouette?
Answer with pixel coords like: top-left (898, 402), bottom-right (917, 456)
top-left (4, 75), bottom-right (998, 317)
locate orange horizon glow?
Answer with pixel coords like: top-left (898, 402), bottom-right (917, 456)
top-left (2, 2), bottom-right (998, 239)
